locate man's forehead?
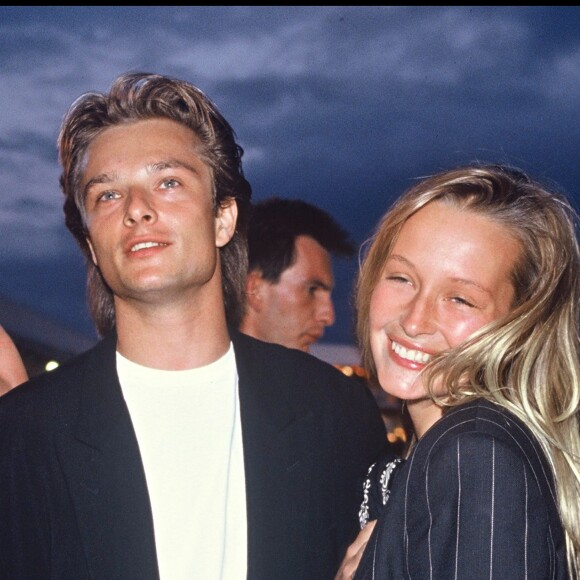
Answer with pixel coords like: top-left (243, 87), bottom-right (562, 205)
top-left (280, 258), bottom-right (334, 291)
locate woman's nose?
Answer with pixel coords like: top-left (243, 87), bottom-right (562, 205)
top-left (400, 293), bottom-right (436, 337)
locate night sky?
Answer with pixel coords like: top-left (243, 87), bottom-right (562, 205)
top-left (1, 6), bottom-right (579, 349)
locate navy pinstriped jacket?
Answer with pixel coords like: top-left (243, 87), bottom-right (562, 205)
top-left (356, 398), bottom-right (568, 579)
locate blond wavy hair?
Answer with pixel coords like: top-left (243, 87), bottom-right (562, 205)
top-left (355, 163), bottom-right (580, 575)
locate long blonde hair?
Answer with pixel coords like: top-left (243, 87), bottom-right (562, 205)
top-left (356, 163), bottom-right (580, 574)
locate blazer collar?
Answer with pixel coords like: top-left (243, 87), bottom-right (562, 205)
top-left (74, 328), bottom-right (301, 448)
top-left (74, 329), bottom-right (129, 449)
top-left (55, 328), bottom-right (159, 579)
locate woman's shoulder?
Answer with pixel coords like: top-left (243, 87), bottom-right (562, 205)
top-left (411, 398), bottom-right (554, 490)
top-left (420, 398), bottom-right (535, 449)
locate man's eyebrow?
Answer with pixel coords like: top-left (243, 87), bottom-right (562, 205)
top-left (308, 278), bottom-right (333, 291)
top-left (82, 159), bottom-right (200, 198)
top-left (83, 173), bottom-right (116, 198)
top-left (147, 159), bottom-right (199, 174)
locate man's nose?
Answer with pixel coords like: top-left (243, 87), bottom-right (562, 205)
top-left (318, 293), bottom-right (335, 327)
top-left (123, 189), bottom-right (157, 226)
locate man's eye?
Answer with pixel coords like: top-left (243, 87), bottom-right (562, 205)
top-left (97, 190), bottom-right (120, 202)
top-left (162, 178), bottom-right (180, 188)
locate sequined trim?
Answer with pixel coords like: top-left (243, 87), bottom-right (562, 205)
top-left (359, 458), bottom-right (404, 529)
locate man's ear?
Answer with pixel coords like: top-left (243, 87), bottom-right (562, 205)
top-left (86, 238), bottom-right (98, 266)
top-left (244, 270), bottom-right (265, 313)
top-left (215, 198), bottom-right (238, 248)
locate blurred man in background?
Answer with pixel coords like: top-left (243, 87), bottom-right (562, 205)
top-left (239, 197), bottom-right (355, 352)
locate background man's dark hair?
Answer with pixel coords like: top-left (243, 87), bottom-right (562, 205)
top-left (247, 197), bottom-right (355, 282)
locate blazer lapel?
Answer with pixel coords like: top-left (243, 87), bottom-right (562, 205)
top-left (232, 332), bottom-right (315, 578)
top-left (54, 332), bottom-right (160, 580)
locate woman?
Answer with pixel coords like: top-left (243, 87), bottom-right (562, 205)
top-left (337, 164), bottom-right (580, 579)
top-left (0, 324), bottom-right (28, 395)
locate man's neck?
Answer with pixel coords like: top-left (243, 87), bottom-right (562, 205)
top-left (114, 297), bottom-right (231, 371)
top-left (238, 314), bottom-right (259, 342)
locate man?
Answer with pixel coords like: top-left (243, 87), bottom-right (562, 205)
top-left (0, 72), bottom-right (387, 580)
top-left (239, 198), bottom-right (355, 352)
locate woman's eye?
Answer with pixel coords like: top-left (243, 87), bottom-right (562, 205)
top-left (387, 275), bottom-right (410, 284)
top-left (450, 296), bottom-right (475, 308)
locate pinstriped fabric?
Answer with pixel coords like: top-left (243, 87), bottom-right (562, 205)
top-left (371, 529), bottom-right (378, 580)
top-left (421, 405), bottom-right (557, 505)
top-left (403, 448), bottom-right (418, 576)
top-left (490, 439), bottom-right (495, 579)
top-left (524, 462), bottom-right (529, 578)
top-left (426, 456), bottom-right (433, 580)
top-left (549, 512), bottom-right (557, 577)
top-left (455, 438), bottom-right (461, 580)
top-left (354, 398), bottom-right (567, 579)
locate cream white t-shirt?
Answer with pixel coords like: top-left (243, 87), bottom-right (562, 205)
top-left (117, 343), bottom-right (247, 580)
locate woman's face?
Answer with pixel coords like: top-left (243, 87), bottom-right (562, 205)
top-left (369, 200), bottom-right (520, 404)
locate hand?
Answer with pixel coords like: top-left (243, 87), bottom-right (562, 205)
top-left (334, 520), bottom-right (376, 580)
top-left (0, 325), bottom-right (28, 395)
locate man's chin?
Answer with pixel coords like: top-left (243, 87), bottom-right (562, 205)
top-left (295, 340), bottom-right (311, 353)
top-left (300, 338), bottom-right (320, 353)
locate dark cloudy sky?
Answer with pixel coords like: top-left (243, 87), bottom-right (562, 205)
top-left (1, 6), bottom-right (579, 349)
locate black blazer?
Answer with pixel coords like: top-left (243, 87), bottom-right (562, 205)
top-left (355, 398), bottom-right (567, 579)
top-left (0, 330), bottom-right (387, 580)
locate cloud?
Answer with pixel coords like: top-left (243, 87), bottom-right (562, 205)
top-left (0, 6), bottom-right (578, 342)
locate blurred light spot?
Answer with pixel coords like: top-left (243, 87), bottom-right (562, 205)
top-left (341, 365), bottom-right (353, 376)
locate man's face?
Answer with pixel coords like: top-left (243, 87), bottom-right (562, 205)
top-left (249, 235), bottom-right (336, 352)
top-left (81, 118), bottom-right (236, 309)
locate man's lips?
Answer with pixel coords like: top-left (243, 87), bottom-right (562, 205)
top-left (124, 237), bottom-right (170, 255)
top-left (130, 241), bottom-right (168, 253)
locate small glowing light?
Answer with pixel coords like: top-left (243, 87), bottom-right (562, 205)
top-left (387, 427), bottom-right (408, 444)
top-left (341, 366), bottom-right (354, 377)
top-left (45, 360), bottom-right (60, 372)
top-left (394, 427), bottom-right (407, 441)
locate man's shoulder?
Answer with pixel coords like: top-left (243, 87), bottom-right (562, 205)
top-left (232, 331), bottom-right (386, 446)
top-left (232, 330), bottom-right (348, 380)
top-left (231, 330), bottom-right (379, 419)
top-left (0, 336), bottom-right (110, 417)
